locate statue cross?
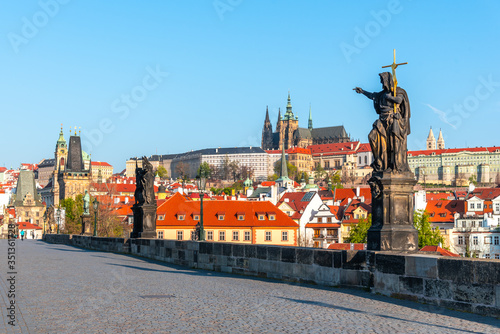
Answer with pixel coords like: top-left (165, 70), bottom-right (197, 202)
top-left (382, 49), bottom-right (407, 112)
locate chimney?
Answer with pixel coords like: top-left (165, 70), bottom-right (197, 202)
top-left (125, 197), bottom-right (129, 204)
top-left (356, 186), bottom-right (360, 197)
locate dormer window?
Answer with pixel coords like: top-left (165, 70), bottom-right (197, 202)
top-left (177, 212), bottom-right (186, 221)
top-left (158, 215), bottom-right (165, 220)
top-left (268, 212), bottom-right (276, 220)
top-left (217, 212), bottom-right (225, 220)
top-left (236, 212), bottom-right (245, 221)
top-left (193, 215), bottom-right (200, 221)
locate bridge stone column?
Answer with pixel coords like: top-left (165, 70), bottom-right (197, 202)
top-left (367, 171), bottom-right (418, 251)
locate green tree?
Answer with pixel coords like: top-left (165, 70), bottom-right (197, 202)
top-left (273, 159), bottom-right (298, 180)
top-left (156, 165), bottom-right (168, 180)
top-left (314, 164), bottom-right (326, 181)
top-left (468, 174), bottom-right (477, 185)
top-left (413, 210), bottom-right (445, 248)
top-left (229, 160), bottom-right (240, 181)
top-left (330, 171), bottom-right (343, 189)
top-left (60, 194), bottom-right (84, 234)
top-left (197, 162), bottom-right (212, 178)
top-left (267, 174), bottom-right (278, 181)
top-left (345, 215), bottom-right (372, 243)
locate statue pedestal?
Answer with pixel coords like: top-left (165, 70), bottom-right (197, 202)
top-left (130, 203), bottom-right (157, 239)
top-left (367, 171), bottom-right (418, 251)
top-left (80, 214), bottom-right (92, 236)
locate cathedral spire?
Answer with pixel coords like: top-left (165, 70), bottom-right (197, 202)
top-left (426, 127), bottom-right (436, 150)
top-left (437, 128), bottom-right (445, 149)
top-left (265, 106), bottom-right (270, 122)
top-left (284, 91), bottom-right (294, 120)
top-left (308, 104), bottom-right (313, 130)
top-left (280, 143), bottom-right (288, 178)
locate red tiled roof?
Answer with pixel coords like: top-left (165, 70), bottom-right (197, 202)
top-left (91, 161), bottom-right (112, 167)
top-left (157, 192), bottom-right (298, 228)
top-left (305, 223), bottom-right (340, 228)
top-left (328, 243), bottom-right (365, 250)
top-left (425, 200), bottom-right (464, 223)
top-left (309, 142), bottom-right (360, 157)
top-left (468, 187), bottom-right (500, 201)
top-left (17, 222), bottom-right (42, 230)
top-left (260, 181), bottom-right (276, 187)
top-left (420, 245), bottom-right (460, 257)
top-left (334, 188), bottom-right (371, 202)
top-left (277, 192), bottom-right (316, 213)
top-left (426, 192), bottom-right (454, 201)
top-left (408, 146), bottom-right (500, 157)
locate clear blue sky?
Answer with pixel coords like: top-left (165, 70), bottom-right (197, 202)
top-left (1, 0), bottom-right (500, 171)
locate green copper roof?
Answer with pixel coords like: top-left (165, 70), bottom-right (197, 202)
top-left (57, 125), bottom-right (66, 148)
top-left (308, 104), bottom-right (313, 130)
top-left (283, 92), bottom-right (297, 121)
top-left (244, 177), bottom-right (253, 187)
top-left (82, 150), bottom-right (90, 161)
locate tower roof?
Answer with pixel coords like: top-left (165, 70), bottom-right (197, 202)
top-left (427, 127), bottom-right (435, 140)
top-left (265, 106), bottom-right (270, 123)
top-left (66, 135), bottom-right (85, 172)
top-left (437, 129), bottom-right (444, 141)
top-left (57, 124), bottom-right (66, 148)
top-left (283, 92), bottom-right (297, 121)
top-left (12, 170), bottom-right (42, 206)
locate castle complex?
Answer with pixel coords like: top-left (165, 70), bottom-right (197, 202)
top-left (261, 93), bottom-right (350, 150)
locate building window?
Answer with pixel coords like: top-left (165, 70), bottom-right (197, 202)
top-left (207, 231), bottom-right (213, 241)
top-left (218, 215), bottom-right (225, 221)
top-left (178, 215), bottom-right (185, 221)
top-left (193, 215), bottom-right (200, 221)
top-left (237, 215), bottom-right (245, 221)
top-left (494, 236), bottom-right (499, 245)
top-left (268, 214), bottom-right (276, 220)
top-left (473, 236), bottom-right (478, 245)
top-left (485, 254), bottom-right (490, 259)
top-left (495, 254), bottom-right (500, 259)
top-left (157, 231), bottom-right (164, 239)
top-left (265, 231), bottom-right (272, 241)
top-left (485, 236), bottom-right (491, 244)
top-left (314, 229), bottom-right (320, 238)
top-left (282, 231), bottom-right (288, 241)
top-left (219, 231), bottom-right (225, 241)
top-left (317, 217), bottom-right (322, 223)
top-left (244, 231), bottom-right (251, 241)
top-left (470, 203), bottom-right (475, 209)
top-left (158, 215), bottom-right (164, 220)
top-left (177, 231), bottom-right (183, 241)
top-left (458, 236), bottom-right (463, 245)
top-left (233, 231), bottom-right (239, 241)
top-left (258, 215), bottom-right (265, 220)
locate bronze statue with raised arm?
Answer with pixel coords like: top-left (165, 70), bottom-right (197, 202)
top-left (354, 72), bottom-right (410, 173)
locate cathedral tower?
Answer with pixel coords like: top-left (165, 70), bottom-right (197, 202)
top-left (261, 106), bottom-right (274, 150)
top-left (426, 127), bottom-right (436, 150)
top-left (437, 129), bottom-right (445, 150)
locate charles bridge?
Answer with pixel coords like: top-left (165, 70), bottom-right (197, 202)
top-left (0, 236), bottom-right (498, 333)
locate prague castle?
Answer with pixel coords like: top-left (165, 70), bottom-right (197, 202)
top-left (261, 93), bottom-right (350, 150)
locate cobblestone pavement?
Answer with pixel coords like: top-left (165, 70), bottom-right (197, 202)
top-left (0, 240), bottom-right (499, 333)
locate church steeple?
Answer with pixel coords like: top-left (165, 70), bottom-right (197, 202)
top-left (280, 143), bottom-right (288, 179)
top-left (283, 91), bottom-right (296, 121)
top-left (261, 106), bottom-right (274, 150)
top-left (437, 129), bottom-right (445, 149)
top-left (57, 124), bottom-right (67, 149)
top-left (426, 127), bottom-right (436, 150)
top-left (308, 104), bottom-right (313, 130)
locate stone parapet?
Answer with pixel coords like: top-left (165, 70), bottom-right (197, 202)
top-left (42, 234), bottom-right (500, 318)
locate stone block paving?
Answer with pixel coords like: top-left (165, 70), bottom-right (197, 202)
top-left (0, 240), bottom-right (499, 333)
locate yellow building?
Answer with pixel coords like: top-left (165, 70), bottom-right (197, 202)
top-left (156, 193), bottom-right (298, 246)
top-left (91, 161), bottom-right (114, 182)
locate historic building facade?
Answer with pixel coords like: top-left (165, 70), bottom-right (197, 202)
top-left (261, 93), bottom-right (350, 150)
top-left (42, 127), bottom-right (91, 207)
top-left (11, 170), bottom-right (45, 226)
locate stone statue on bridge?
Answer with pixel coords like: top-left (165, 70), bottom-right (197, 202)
top-left (131, 156), bottom-right (157, 239)
top-left (354, 50), bottom-right (418, 252)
